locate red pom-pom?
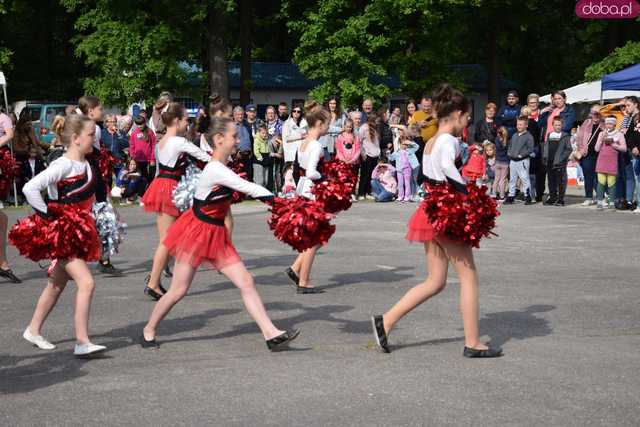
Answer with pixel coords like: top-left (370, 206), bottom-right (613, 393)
top-left (9, 214), bottom-right (51, 261)
top-left (98, 146), bottom-right (118, 182)
top-left (321, 159), bottom-right (358, 186)
top-left (0, 150), bottom-right (19, 198)
top-left (268, 196), bottom-right (335, 252)
top-left (311, 179), bottom-right (353, 214)
top-left (423, 183), bottom-right (499, 248)
top-left (228, 158), bottom-right (247, 204)
top-left (46, 205), bottom-right (100, 260)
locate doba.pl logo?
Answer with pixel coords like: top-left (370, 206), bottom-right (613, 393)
top-left (576, 0), bottom-right (640, 18)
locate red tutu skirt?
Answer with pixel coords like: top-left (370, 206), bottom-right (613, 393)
top-left (163, 209), bottom-right (240, 270)
top-left (141, 177), bottom-right (181, 217)
top-left (405, 202), bottom-right (436, 243)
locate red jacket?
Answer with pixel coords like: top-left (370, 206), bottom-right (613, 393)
top-left (462, 145), bottom-right (486, 178)
top-left (129, 128), bottom-right (157, 163)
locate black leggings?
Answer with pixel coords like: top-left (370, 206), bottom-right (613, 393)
top-left (358, 156), bottom-right (378, 197)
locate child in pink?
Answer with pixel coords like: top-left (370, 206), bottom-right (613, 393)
top-left (335, 118), bottom-right (361, 165)
top-left (595, 116), bottom-right (626, 209)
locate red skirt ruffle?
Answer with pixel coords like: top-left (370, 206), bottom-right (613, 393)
top-left (405, 202), bottom-right (436, 243)
top-left (163, 209), bottom-right (240, 269)
top-left (141, 177), bottom-right (181, 217)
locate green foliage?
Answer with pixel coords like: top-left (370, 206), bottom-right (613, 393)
top-left (585, 40), bottom-right (640, 81)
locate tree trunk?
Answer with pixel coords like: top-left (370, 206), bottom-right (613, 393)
top-left (487, 26), bottom-right (499, 104)
top-left (239, 0), bottom-right (251, 106)
top-left (207, 5), bottom-right (229, 98)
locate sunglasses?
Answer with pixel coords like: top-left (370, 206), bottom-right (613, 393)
top-left (293, 109), bottom-right (302, 113)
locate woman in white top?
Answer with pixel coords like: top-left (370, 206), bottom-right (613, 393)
top-left (142, 103), bottom-right (211, 301)
top-left (372, 84), bottom-right (503, 358)
top-left (284, 101), bottom-right (330, 294)
top-left (282, 106), bottom-right (308, 163)
top-left (15, 114), bottom-right (107, 357)
top-left (142, 116), bottom-right (300, 351)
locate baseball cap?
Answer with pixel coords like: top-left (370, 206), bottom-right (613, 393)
top-left (246, 104), bottom-right (256, 112)
top-left (507, 90), bottom-right (519, 98)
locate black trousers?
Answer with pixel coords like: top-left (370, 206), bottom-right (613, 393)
top-left (547, 165), bottom-right (567, 201)
top-left (238, 150), bottom-right (253, 182)
top-left (535, 156), bottom-right (546, 201)
top-left (358, 155), bottom-right (378, 197)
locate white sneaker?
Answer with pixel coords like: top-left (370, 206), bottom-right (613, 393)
top-left (74, 342), bottom-right (107, 357)
top-left (138, 201), bottom-right (145, 207)
top-left (633, 207), bottom-right (640, 214)
top-left (23, 327), bottom-right (56, 350)
top-left (581, 199), bottom-right (593, 206)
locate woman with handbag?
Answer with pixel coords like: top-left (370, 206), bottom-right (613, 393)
top-left (574, 105), bottom-right (604, 206)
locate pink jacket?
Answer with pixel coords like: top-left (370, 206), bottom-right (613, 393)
top-left (595, 130), bottom-right (626, 175)
top-left (372, 163), bottom-right (397, 194)
top-left (129, 128), bottom-right (157, 163)
top-left (575, 118), bottom-right (604, 158)
top-left (335, 132), bottom-right (361, 164)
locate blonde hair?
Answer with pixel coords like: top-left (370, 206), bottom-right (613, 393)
top-left (520, 106), bottom-right (532, 117)
top-left (54, 114), bottom-right (93, 147)
top-left (484, 142), bottom-right (496, 158)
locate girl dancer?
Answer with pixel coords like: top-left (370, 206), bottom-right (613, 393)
top-left (142, 103), bottom-right (211, 300)
top-left (16, 114), bottom-right (106, 356)
top-left (78, 96), bottom-right (123, 277)
top-left (371, 84), bottom-right (503, 358)
top-left (141, 116), bottom-right (299, 350)
top-left (284, 101), bottom-right (330, 294)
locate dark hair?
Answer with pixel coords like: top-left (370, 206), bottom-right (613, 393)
top-left (278, 102), bottom-right (288, 108)
top-left (551, 90), bottom-right (567, 100)
top-left (78, 96), bottom-right (101, 115)
top-left (257, 123), bottom-right (267, 131)
top-left (205, 116), bottom-right (234, 149)
top-left (420, 95), bottom-right (432, 103)
top-left (366, 112), bottom-right (378, 143)
top-left (517, 116), bottom-right (529, 122)
top-left (134, 116), bottom-right (146, 126)
top-left (304, 100), bottom-right (330, 128)
top-left (403, 99), bottom-right (417, 123)
top-left (326, 96), bottom-right (342, 118)
top-left (432, 83), bottom-right (471, 119)
top-left (161, 102), bottom-right (186, 126)
top-left (552, 116), bottom-right (564, 123)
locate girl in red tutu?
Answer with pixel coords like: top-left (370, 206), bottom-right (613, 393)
top-left (284, 101), bottom-right (331, 294)
top-left (141, 116), bottom-right (299, 351)
top-left (13, 114), bottom-right (107, 357)
top-left (142, 103), bottom-right (210, 300)
top-left (371, 84), bottom-right (503, 358)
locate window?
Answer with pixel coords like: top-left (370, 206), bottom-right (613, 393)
top-left (23, 106), bottom-right (42, 122)
top-left (44, 106), bottom-right (67, 127)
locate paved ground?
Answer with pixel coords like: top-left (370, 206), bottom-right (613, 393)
top-left (1, 196), bottom-right (639, 426)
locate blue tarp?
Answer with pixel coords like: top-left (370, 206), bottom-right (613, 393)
top-left (602, 64), bottom-right (640, 91)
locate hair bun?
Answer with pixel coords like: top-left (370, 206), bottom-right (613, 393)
top-left (432, 83), bottom-right (454, 104)
top-left (304, 100), bottom-right (320, 114)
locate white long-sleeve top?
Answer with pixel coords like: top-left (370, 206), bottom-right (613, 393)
top-left (195, 160), bottom-right (273, 201)
top-left (422, 133), bottom-right (464, 186)
top-left (297, 139), bottom-right (323, 180)
top-left (282, 117), bottom-right (308, 162)
top-left (157, 136), bottom-right (211, 167)
top-left (23, 156), bottom-right (93, 214)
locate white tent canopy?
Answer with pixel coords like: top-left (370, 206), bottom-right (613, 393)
top-left (540, 80), bottom-right (640, 104)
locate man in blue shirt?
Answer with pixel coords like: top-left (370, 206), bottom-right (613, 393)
top-left (234, 106), bottom-right (254, 181)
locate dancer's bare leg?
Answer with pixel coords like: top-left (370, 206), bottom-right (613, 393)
top-left (297, 245), bottom-right (319, 288)
top-left (382, 241), bottom-right (448, 333)
top-left (64, 258), bottom-right (96, 344)
top-left (220, 262), bottom-right (283, 339)
top-left (27, 262), bottom-right (69, 336)
top-left (147, 212), bottom-right (176, 293)
top-left (0, 211), bottom-right (10, 269)
top-left (144, 260), bottom-right (196, 340)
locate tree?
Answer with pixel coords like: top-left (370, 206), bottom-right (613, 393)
top-left (585, 23), bottom-right (640, 81)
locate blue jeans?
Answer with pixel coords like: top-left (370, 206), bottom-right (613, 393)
top-left (631, 157), bottom-right (640, 204)
top-left (580, 156), bottom-right (597, 199)
top-left (371, 179), bottom-right (394, 202)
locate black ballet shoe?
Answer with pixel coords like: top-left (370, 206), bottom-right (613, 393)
top-left (144, 286), bottom-right (163, 301)
top-left (140, 335), bottom-right (159, 349)
top-left (164, 265), bottom-right (173, 278)
top-left (371, 315), bottom-right (390, 353)
top-left (285, 267), bottom-right (299, 286)
top-left (158, 283), bottom-right (168, 295)
top-left (462, 346), bottom-right (503, 358)
top-left (266, 329), bottom-right (301, 351)
top-left (296, 285), bottom-right (324, 294)
top-left (0, 268), bottom-right (22, 283)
